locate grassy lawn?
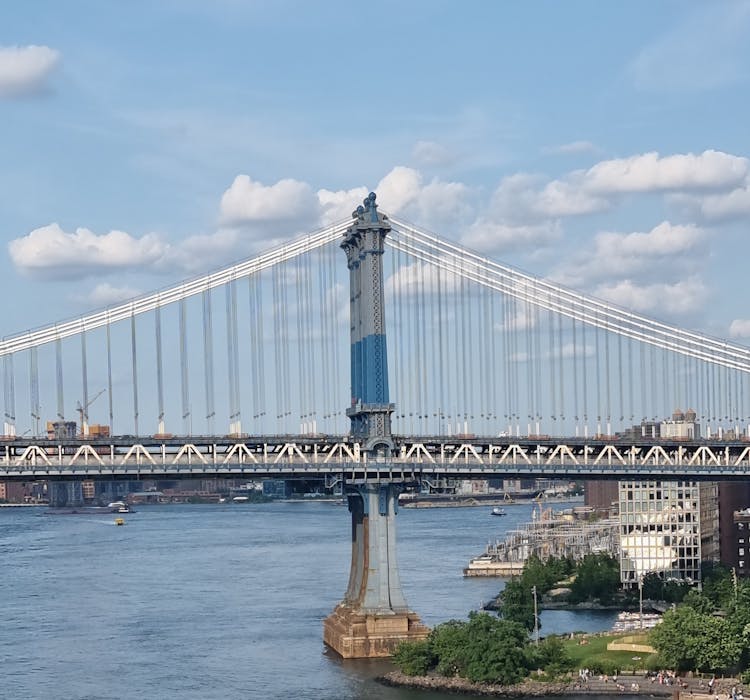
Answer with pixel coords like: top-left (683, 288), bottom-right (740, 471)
top-left (562, 634), bottom-right (656, 672)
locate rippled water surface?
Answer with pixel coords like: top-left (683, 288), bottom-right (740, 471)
top-left (1, 500), bottom-right (616, 699)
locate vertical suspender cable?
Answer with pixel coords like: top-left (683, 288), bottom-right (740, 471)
top-left (29, 347), bottom-right (39, 436)
top-left (581, 321), bottom-right (588, 434)
top-left (525, 298), bottom-right (533, 433)
top-left (558, 311), bottom-right (565, 426)
top-left (295, 258), bottom-right (304, 431)
top-left (56, 336), bottom-right (65, 420)
top-left (419, 259), bottom-right (429, 432)
top-left (395, 245), bottom-right (405, 433)
top-left (572, 318), bottom-right (579, 434)
top-left (604, 326), bottom-right (611, 434)
top-left (130, 313), bottom-right (139, 435)
top-left (155, 306), bottom-right (164, 434)
top-left (489, 283), bottom-right (497, 431)
top-left (272, 265), bottom-right (282, 430)
top-left (547, 311), bottom-right (559, 426)
top-left (81, 330), bottom-right (89, 435)
top-left (595, 320), bottom-right (602, 432)
top-left (106, 323), bottom-right (114, 434)
top-left (436, 265), bottom-right (445, 434)
top-left (179, 298), bottom-right (190, 435)
top-left (3, 355), bottom-right (14, 436)
top-left (317, 251), bottom-right (329, 432)
top-left (617, 331), bottom-right (625, 426)
top-left (305, 244), bottom-right (316, 433)
top-left (202, 288), bottom-right (215, 435)
top-left (256, 273), bottom-right (267, 431)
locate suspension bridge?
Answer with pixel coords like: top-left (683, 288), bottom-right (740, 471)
top-left (0, 198), bottom-right (748, 482)
top-left (4, 191), bottom-right (750, 657)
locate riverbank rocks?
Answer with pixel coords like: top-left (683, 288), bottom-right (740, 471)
top-left (380, 672), bottom-right (583, 697)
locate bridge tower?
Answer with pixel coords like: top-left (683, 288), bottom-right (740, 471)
top-left (323, 192), bottom-right (428, 658)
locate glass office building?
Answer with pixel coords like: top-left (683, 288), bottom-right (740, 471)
top-left (618, 480), bottom-right (705, 585)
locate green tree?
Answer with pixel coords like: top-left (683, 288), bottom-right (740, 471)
top-left (461, 613), bottom-right (529, 684)
top-left (392, 639), bottom-right (433, 675)
top-left (650, 605), bottom-right (742, 673)
top-left (499, 579), bottom-right (536, 631)
top-left (526, 635), bottom-right (575, 676)
top-left (569, 553), bottom-right (620, 604)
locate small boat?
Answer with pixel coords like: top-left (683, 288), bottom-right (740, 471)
top-left (108, 501), bottom-right (133, 513)
top-left (491, 507), bottom-right (506, 516)
top-left (114, 517), bottom-right (125, 526)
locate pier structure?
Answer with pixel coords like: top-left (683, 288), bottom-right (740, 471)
top-left (323, 193), bottom-right (428, 658)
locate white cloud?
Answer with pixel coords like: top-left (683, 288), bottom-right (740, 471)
top-left (74, 283), bottom-right (142, 307)
top-left (461, 219), bottom-right (561, 255)
top-left (219, 174), bottom-right (319, 226)
top-left (8, 223), bottom-right (169, 278)
top-left (730, 319), bottom-right (750, 338)
top-left (317, 185), bottom-right (369, 225)
top-left (593, 278), bottom-right (708, 315)
top-left (0, 45), bottom-right (60, 97)
top-left (582, 150), bottom-right (747, 194)
top-left (375, 166), bottom-right (423, 214)
top-left (676, 183), bottom-right (750, 222)
top-left (489, 151), bottom-right (747, 225)
top-left (551, 221), bottom-right (706, 288)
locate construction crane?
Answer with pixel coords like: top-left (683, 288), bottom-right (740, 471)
top-left (76, 388), bottom-right (106, 437)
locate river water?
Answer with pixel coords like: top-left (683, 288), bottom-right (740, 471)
top-left (1, 500), bottom-right (617, 699)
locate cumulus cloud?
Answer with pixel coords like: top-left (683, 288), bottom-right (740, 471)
top-left (582, 150), bottom-right (747, 194)
top-left (674, 182), bottom-right (750, 222)
top-left (8, 223), bottom-right (168, 278)
top-left (551, 221), bottom-right (706, 288)
top-left (317, 185), bottom-right (369, 225)
top-left (461, 219), bottom-right (562, 255)
top-left (0, 45), bottom-right (60, 97)
top-left (219, 174), bottom-right (319, 226)
top-left (730, 319), bottom-right (750, 338)
top-left (593, 278), bottom-right (708, 315)
top-left (489, 151), bottom-right (747, 225)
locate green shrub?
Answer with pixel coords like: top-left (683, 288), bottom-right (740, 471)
top-left (392, 639), bottom-right (434, 676)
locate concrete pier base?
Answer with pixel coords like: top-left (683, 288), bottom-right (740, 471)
top-left (323, 484), bottom-right (428, 658)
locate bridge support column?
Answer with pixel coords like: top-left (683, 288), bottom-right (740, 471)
top-left (48, 480), bottom-right (84, 508)
top-left (323, 483), bottom-right (428, 658)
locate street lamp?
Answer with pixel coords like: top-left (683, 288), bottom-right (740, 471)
top-left (638, 574), bottom-right (644, 630)
top-left (532, 585), bottom-right (539, 646)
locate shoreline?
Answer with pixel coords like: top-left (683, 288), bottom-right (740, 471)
top-left (379, 671), bottom-right (728, 699)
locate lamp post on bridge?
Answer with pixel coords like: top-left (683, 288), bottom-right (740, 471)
top-left (323, 192), bottom-right (428, 659)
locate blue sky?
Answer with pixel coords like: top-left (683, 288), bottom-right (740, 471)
top-left (2, 0), bottom-right (750, 340)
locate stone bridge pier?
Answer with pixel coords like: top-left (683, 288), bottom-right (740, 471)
top-left (323, 192), bottom-right (428, 657)
top-left (323, 483), bottom-right (427, 657)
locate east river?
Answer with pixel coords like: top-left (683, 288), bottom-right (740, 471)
top-left (1, 500), bottom-right (618, 699)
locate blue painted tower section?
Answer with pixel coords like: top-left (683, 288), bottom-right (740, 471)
top-left (341, 192), bottom-right (395, 454)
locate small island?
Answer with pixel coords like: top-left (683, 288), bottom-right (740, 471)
top-left (384, 556), bottom-right (750, 697)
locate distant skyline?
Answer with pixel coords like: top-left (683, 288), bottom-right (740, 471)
top-left (2, 0), bottom-right (750, 343)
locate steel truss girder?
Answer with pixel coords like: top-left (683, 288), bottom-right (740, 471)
top-left (2, 435), bottom-right (750, 480)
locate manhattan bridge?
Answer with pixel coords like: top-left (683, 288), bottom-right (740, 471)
top-left (4, 192), bottom-right (750, 656)
top-left (0, 195), bottom-right (749, 483)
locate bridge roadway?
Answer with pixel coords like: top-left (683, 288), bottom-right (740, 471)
top-left (3, 433), bottom-right (750, 482)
